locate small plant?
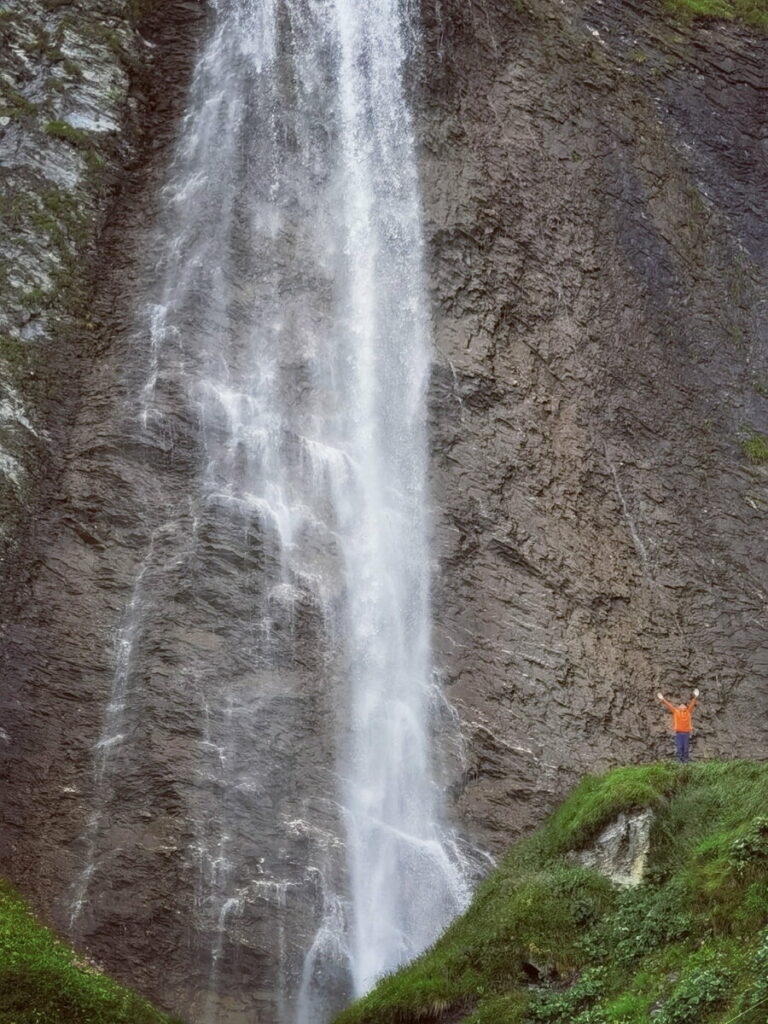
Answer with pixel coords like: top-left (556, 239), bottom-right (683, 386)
top-left (528, 966), bottom-right (609, 1023)
top-left (43, 119), bottom-right (93, 148)
top-left (586, 884), bottom-right (693, 967)
top-left (738, 428), bottom-right (768, 465)
top-left (742, 931), bottom-right (768, 1011)
top-left (730, 818), bottom-right (768, 871)
top-left (656, 964), bottom-right (731, 1024)
top-left (0, 83), bottom-right (38, 119)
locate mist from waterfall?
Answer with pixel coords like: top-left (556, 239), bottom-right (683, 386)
top-left (72, 0), bottom-right (470, 1020)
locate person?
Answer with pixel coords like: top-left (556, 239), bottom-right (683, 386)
top-left (657, 688), bottom-right (699, 763)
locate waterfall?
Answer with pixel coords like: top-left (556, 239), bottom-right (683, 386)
top-left (71, 0), bottom-right (470, 1020)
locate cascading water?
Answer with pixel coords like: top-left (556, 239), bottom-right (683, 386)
top-left (70, 0), bottom-right (471, 1020)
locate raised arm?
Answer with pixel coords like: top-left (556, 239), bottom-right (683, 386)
top-left (687, 688), bottom-right (700, 711)
top-left (657, 692), bottom-right (676, 712)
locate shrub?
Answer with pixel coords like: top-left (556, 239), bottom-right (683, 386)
top-left (730, 818), bottom-right (768, 870)
top-left (656, 964), bottom-right (731, 1024)
top-left (527, 966), bottom-right (609, 1023)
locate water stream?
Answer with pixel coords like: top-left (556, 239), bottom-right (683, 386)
top-left (72, 0), bottom-right (470, 1019)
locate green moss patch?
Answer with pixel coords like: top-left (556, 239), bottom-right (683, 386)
top-left (738, 428), bottom-right (768, 465)
top-left (43, 119), bottom-right (94, 149)
top-left (335, 761), bottom-right (768, 1024)
top-left (663, 0), bottom-right (768, 30)
top-left (0, 880), bottom-right (185, 1023)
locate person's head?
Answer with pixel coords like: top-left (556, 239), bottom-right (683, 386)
top-left (678, 702), bottom-right (687, 710)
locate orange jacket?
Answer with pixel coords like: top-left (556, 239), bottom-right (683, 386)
top-left (662, 696), bottom-right (697, 733)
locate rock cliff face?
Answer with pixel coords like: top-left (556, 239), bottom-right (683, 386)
top-left (0, 0), bottom-right (205, 613)
top-left (0, 0), bottom-right (766, 1022)
top-left (422, 0), bottom-right (768, 852)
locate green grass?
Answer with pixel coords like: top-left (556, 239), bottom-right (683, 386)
top-left (335, 761), bottom-right (768, 1024)
top-left (0, 880), bottom-right (184, 1023)
top-left (0, 82), bottom-right (39, 120)
top-left (43, 119), bottom-right (93, 149)
top-left (663, 0), bottom-right (768, 29)
top-left (738, 427), bottom-right (768, 465)
top-left (534, 764), bottom-right (678, 857)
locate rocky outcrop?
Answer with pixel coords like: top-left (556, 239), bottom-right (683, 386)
top-left (1, 0), bottom-right (134, 608)
top-left (571, 808), bottom-right (654, 886)
top-left (421, 0), bottom-right (768, 852)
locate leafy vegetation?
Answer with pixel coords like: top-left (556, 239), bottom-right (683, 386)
top-left (663, 0), bottom-right (768, 30)
top-left (335, 761), bottom-right (768, 1024)
top-left (0, 880), bottom-right (184, 1024)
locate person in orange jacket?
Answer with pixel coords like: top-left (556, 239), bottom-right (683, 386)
top-left (657, 688), bottom-right (700, 763)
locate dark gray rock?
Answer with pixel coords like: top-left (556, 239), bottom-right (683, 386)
top-left (0, 0), bottom-right (207, 612)
top-left (421, 0), bottom-right (768, 852)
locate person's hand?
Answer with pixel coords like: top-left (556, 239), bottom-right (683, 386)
top-left (693, 688), bottom-right (700, 697)
top-left (657, 692), bottom-right (664, 700)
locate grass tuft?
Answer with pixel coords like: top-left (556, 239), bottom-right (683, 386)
top-left (43, 119), bottom-right (93, 149)
top-left (663, 0), bottom-right (768, 29)
top-left (739, 430), bottom-right (768, 465)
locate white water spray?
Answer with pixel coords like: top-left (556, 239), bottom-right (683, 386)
top-left (75, 0), bottom-right (471, 1018)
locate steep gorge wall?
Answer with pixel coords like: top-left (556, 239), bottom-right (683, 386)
top-left (0, 0), bottom-right (205, 612)
top-left (0, 0), bottom-right (215, 1010)
top-left (422, 0), bottom-right (768, 850)
top-left (0, 0), bottom-right (765, 1021)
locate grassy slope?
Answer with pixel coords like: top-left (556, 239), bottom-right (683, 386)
top-left (336, 762), bottom-right (768, 1024)
top-left (663, 0), bottom-right (768, 30)
top-left (0, 880), bottom-right (184, 1024)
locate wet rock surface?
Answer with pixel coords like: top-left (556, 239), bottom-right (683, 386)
top-left (0, 0), bottom-right (134, 610)
top-left (0, 0), bottom-right (207, 610)
top-left (0, 0), bottom-right (766, 1022)
top-left (421, 0), bottom-right (768, 853)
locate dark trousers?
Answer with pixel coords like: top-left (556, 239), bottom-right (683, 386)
top-left (675, 731), bottom-right (691, 763)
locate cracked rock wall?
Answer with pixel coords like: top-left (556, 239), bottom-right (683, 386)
top-left (421, 0), bottom-right (768, 851)
top-left (1, 0), bottom-right (139, 605)
top-left (0, 0), bottom-right (206, 610)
